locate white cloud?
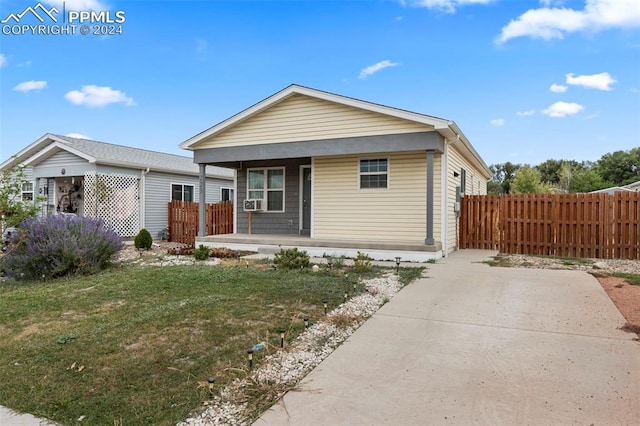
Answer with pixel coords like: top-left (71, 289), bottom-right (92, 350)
top-left (401, 0), bottom-right (495, 14)
top-left (517, 109), bottom-right (536, 116)
top-left (490, 118), bottom-right (506, 126)
top-left (550, 83), bottom-right (567, 93)
top-left (65, 85), bottom-right (135, 107)
top-left (65, 133), bottom-right (91, 139)
top-left (496, 0), bottom-right (640, 44)
top-left (44, 0), bottom-right (107, 10)
top-left (0, 53), bottom-right (6, 68)
top-left (542, 101), bottom-right (584, 117)
top-left (358, 60), bottom-right (400, 79)
top-left (13, 80), bottom-right (47, 93)
top-left (566, 72), bottom-right (616, 90)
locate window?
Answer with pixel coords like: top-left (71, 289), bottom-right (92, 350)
top-left (359, 159), bottom-right (388, 189)
top-left (221, 187), bottom-right (234, 202)
top-left (247, 168), bottom-right (285, 212)
top-left (22, 182), bottom-right (34, 201)
top-left (460, 168), bottom-right (467, 194)
top-left (171, 184), bottom-right (194, 202)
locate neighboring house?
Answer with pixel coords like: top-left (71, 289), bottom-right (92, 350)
top-left (1, 134), bottom-right (234, 238)
top-left (180, 84), bottom-right (491, 260)
top-left (592, 180), bottom-right (640, 195)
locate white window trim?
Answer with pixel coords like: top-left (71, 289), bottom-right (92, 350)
top-left (358, 157), bottom-right (389, 190)
top-left (170, 183), bottom-right (195, 202)
top-left (22, 181), bottom-right (34, 201)
top-left (246, 167), bottom-right (286, 212)
top-left (220, 187), bottom-right (234, 202)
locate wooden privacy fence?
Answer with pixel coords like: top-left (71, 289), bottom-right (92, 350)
top-left (460, 192), bottom-right (639, 260)
top-left (168, 200), bottom-right (233, 245)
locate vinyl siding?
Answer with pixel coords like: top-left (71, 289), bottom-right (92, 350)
top-left (144, 171), bottom-right (231, 239)
top-left (313, 151), bottom-right (440, 242)
top-left (236, 159), bottom-right (309, 234)
top-left (446, 145), bottom-right (488, 253)
top-left (197, 94), bottom-right (432, 149)
top-left (38, 150), bottom-right (88, 168)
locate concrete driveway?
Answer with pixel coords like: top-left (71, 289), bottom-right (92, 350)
top-left (256, 250), bottom-right (640, 425)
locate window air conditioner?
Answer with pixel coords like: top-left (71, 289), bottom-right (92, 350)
top-left (243, 199), bottom-right (263, 212)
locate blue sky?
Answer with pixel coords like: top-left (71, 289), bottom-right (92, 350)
top-left (1, 0), bottom-right (639, 167)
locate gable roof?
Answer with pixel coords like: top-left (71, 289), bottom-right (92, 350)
top-left (624, 180), bottom-right (640, 191)
top-left (180, 84), bottom-right (491, 178)
top-left (1, 134), bottom-right (234, 179)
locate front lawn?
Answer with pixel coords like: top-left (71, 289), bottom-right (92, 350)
top-left (0, 261), bottom-right (417, 425)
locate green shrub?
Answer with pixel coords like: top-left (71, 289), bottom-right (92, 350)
top-left (2, 214), bottom-right (122, 280)
top-left (194, 244), bottom-right (211, 261)
top-left (274, 248), bottom-right (310, 270)
top-left (134, 228), bottom-right (152, 250)
top-left (353, 251), bottom-right (372, 273)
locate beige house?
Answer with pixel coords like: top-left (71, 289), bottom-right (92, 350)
top-left (181, 85), bottom-right (491, 260)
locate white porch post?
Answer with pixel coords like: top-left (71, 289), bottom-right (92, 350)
top-left (198, 164), bottom-right (206, 237)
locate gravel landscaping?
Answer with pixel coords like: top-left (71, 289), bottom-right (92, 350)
top-left (178, 273), bottom-right (404, 425)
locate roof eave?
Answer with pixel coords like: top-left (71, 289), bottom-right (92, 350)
top-left (95, 159), bottom-right (233, 180)
top-left (436, 121), bottom-right (492, 179)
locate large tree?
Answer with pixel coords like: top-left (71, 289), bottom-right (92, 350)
top-left (569, 168), bottom-right (607, 193)
top-left (489, 162), bottom-right (521, 194)
top-left (596, 148), bottom-right (640, 186)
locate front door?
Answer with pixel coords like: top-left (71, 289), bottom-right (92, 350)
top-left (301, 166), bottom-right (311, 235)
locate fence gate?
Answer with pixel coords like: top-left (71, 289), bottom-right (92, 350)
top-left (168, 200), bottom-right (233, 245)
top-left (84, 172), bottom-right (140, 237)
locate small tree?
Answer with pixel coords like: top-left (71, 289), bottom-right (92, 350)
top-left (511, 166), bottom-right (551, 194)
top-left (0, 161), bottom-right (43, 230)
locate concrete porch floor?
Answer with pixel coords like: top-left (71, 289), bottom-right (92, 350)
top-left (196, 234), bottom-right (443, 262)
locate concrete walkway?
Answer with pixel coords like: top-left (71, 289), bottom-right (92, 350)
top-left (0, 407), bottom-right (56, 426)
top-left (256, 249), bottom-right (640, 425)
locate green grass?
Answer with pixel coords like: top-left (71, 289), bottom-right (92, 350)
top-left (0, 262), bottom-right (418, 425)
top-left (611, 272), bottom-right (640, 286)
top-left (483, 255), bottom-right (513, 267)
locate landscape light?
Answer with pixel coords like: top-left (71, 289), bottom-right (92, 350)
top-left (279, 328), bottom-right (286, 348)
top-left (247, 350), bottom-right (254, 370)
top-left (207, 376), bottom-right (216, 397)
top-left (395, 256), bottom-right (401, 273)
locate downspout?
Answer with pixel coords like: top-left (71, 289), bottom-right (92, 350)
top-left (140, 168), bottom-right (149, 232)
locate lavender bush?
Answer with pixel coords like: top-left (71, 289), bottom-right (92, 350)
top-left (2, 214), bottom-right (123, 280)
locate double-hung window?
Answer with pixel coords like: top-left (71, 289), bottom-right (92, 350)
top-left (247, 168), bottom-right (285, 212)
top-left (171, 184), bottom-right (194, 202)
top-left (359, 159), bottom-right (388, 189)
top-left (22, 182), bottom-right (34, 201)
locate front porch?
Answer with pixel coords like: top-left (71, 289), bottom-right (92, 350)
top-left (196, 234), bottom-right (443, 262)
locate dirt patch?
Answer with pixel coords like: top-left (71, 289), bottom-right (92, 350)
top-left (595, 276), bottom-right (640, 335)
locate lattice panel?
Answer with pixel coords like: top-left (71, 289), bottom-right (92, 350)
top-left (84, 172), bottom-right (140, 237)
